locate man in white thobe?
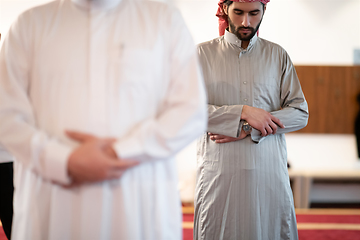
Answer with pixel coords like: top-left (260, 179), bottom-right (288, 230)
top-left (0, 0), bottom-right (207, 239)
top-left (0, 33), bottom-right (14, 240)
top-left (194, 0), bottom-right (309, 239)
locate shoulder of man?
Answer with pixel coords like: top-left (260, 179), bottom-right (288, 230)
top-left (197, 36), bottom-right (224, 51)
top-left (131, 0), bottom-right (179, 14)
top-left (10, 0), bottom-right (61, 30)
top-left (257, 37), bottom-right (289, 55)
top-left (20, 0), bottom-right (59, 17)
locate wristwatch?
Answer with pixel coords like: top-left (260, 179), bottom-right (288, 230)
top-left (242, 121), bottom-right (252, 135)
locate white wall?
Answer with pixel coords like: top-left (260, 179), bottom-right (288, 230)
top-left (173, 0), bottom-right (360, 65)
top-left (1, 0), bottom-right (359, 62)
top-left (259, 0), bottom-right (360, 65)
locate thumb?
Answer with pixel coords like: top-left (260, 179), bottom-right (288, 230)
top-left (103, 137), bottom-right (117, 144)
top-left (271, 116), bottom-right (285, 128)
top-left (65, 130), bottom-right (95, 143)
top-left (99, 137), bottom-right (117, 148)
top-left (112, 160), bottom-right (140, 170)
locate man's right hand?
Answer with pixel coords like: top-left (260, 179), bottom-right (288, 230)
top-left (241, 105), bottom-right (285, 136)
top-left (66, 131), bottom-right (139, 185)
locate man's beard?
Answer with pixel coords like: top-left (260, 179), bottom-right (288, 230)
top-left (228, 17), bottom-right (263, 41)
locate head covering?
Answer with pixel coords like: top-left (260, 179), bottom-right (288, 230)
top-left (216, 0), bottom-right (270, 36)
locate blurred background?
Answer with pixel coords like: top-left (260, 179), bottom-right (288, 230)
top-left (1, 0), bottom-right (360, 228)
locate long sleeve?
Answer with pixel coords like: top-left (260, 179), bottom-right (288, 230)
top-left (251, 54), bottom-right (309, 143)
top-left (113, 7), bottom-right (207, 162)
top-left (0, 144), bottom-right (14, 163)
top-left (207, 104), bottom-right (243, 138)
top-left (0, 13), bottom-right (73, 185)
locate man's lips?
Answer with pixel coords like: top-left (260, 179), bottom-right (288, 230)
top-left (239, 29), bottom-right (251, 34)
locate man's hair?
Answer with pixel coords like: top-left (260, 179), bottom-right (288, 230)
top-left (223, 0), bottom-right (233, 7)
top-left (223, 1), bottom-right (265, 11)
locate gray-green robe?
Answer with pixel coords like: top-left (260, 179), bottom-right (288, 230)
top-left (194, 30), bottom-right (309, 240)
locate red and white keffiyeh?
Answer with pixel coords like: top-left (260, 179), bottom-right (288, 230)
top-left (216, 0), bottom-right (270, 36)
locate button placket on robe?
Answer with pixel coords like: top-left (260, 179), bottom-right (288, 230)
top-left (239, 50), bottom-right (250, 105)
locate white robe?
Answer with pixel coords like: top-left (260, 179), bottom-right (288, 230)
top-left (0, 0), bottom-right (207, 239)
top-left (0, 144), bottom-right (13, 163)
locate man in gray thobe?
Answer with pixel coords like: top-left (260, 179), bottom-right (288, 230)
top-left (194, 0), bottom-right (309, 239)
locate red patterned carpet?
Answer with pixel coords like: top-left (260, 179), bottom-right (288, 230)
top-left (1, 209), bottom-right (359, 240)
top-left (183, 208), bottom-right (360, 240)
top-left (0, 226), bottom-right (5, 240)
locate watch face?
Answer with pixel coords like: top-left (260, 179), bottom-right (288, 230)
top-left (243, 124), bottom-right (250, 131)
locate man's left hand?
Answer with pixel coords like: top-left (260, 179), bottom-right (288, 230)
top-left (65, 130), bottom-right (139, 185)
top-left (208, 129), bottom-right (247, 143)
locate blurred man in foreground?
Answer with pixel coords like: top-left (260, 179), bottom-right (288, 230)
top-left (0, 0), bottom-right (207, 239)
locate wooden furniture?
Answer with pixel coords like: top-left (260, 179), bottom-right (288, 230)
top-left (294, 66), bottom-right (360, 134)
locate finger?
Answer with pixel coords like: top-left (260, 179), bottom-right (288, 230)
top-left (107, 170), bottom-right (124, 180)
top-left (112, 160), bottom-right (140, 170)
top-left (271, 116), bottom-right (285, 128)
top-left (265, 125), bottom-right (273, 135)
top-left (211, 135), bottom-right (219, 140)
top-left (215, 138), bottom-right (229, 143)
top-left (65, 130), bottom-right (95, 142)
top-left (260, 128), bottom-right (267, 137)
top-left (213, 135), bottom-right (226, 141)
top-left (216, 137), bottom-right (236, 143)
top-left (214, 134), bottom-right (226, 138)
top-left (100, 138), bottom-right (117, 148)
top-left (269, 122), bottom-right (278, 134)
top-left (103, 145), bottom-right (118, 159)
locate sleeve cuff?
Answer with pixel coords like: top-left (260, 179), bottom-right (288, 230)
top-left (0, 148), bottom-right (14, 163)
top-left (250, 129), bottom-right (265, 144)
top-left (44, 141), bottom-right (73, 185)
top-left (208, 105), bottom-right (243, 138)
top-left (237, 120), bottom-right (244, 138)
top-left (113, 138), bottom-right (144, 161)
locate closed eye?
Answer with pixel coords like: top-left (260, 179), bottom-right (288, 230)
top-left (233, 10), bottom-right (243, 15)
top-left (233, 9), bottom-right (260, 16)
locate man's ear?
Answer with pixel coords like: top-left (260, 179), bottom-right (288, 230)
top-left (223, 4), bottom-right (228, 15)
top-left (264, 4), bottom-right (267, 13)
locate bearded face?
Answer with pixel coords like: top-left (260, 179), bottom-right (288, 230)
top-left (224, 2), bottom-right (265, 42)
top-left (228, 15), bottom-right (263, 41)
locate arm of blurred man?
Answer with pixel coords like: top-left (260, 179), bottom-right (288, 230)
top-left (110, 7), bottom-right (207, 162)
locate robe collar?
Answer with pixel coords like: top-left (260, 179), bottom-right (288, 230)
top-left (224, 29), bottom-right (258, 51)
top-left (72, 0), bottom-right (123, 11)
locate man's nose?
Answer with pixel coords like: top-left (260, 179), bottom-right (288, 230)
top-left (242, 14), bottom-right (250, 27)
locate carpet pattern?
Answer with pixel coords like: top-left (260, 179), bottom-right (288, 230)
top-left (0, 223), bottom-right (5, 240)
top-left (1, 209), bottom-right (359, 240)
top-left (183, 208), bottom-right (360, 240)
